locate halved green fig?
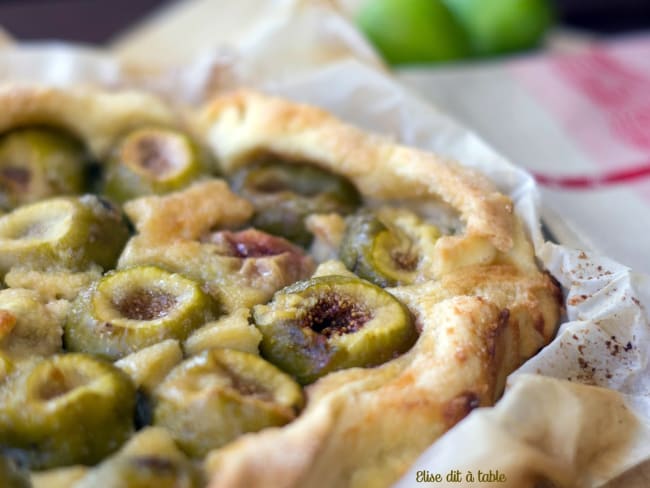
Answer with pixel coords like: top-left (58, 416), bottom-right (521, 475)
top-left (253, 275), bottom-right (416, 384)
top-left (0, 128), bottom-right (87, 211)
top-left (65, 266), bottom-right (219, 360)
top-left (102, 128), bottom-right (207, 202)
top-left (153, 348), bottom-right (304, 457)
top-left (230, 160), bottom-right (361, 246)
top-left (74, 427), bottom-right (200, 488)
top-left (0, 195), bottom-right (129, 276)
top-left (0, 354), bottom-right (135, 469)
top-left (339, 209), bottom-right (440, 287)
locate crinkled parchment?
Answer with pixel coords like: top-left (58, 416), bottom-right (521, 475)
top-left (1, 1), bottom-right (649, 486)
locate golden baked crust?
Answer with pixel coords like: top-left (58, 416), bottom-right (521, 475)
top-left (123, 179), bottom-right (254, 242)
top-left (195, 90), bottom-right (562, 488)
top-left (0, 84), bottom-right (176, 157)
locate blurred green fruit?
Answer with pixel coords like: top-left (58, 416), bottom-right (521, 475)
top-left (443, 0), bottom-right (554, 55)
top-left (356, 0), bottom-right (472, 65)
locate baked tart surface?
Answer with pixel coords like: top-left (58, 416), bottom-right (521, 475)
top-left (0, 85), bottom-right (561, 488)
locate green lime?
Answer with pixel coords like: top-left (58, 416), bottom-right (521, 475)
top-left (356, 0), bottom-right (472, 65)
top-left (443, 0), bottom-right (554, 56)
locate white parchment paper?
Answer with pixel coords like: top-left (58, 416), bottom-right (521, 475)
top-left (1, 2), bottom-right (649, 486)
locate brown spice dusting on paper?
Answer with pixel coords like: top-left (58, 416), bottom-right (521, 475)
top-left (568, 294), bottom-right (589, 306)
top-left (573, 367), bottom-right (598, 385)
top-left (603, 335), bottom-right (633, 357)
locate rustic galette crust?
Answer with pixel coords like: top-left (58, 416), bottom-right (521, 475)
top-left (197, 91), bottom-right (562, 488)
top-left (198, 90), bottom-right (515, 254)
top-left (0, 84), bottom-right (176, 157)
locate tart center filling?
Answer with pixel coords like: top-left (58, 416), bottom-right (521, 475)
top-left (301, 294), bottom-right (372, 337)
top-left (113, 289), bottom-right (177, 321)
